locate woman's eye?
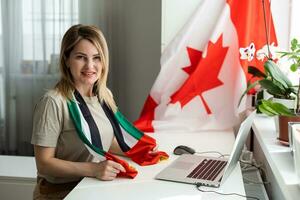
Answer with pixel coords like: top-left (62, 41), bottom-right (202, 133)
top-left (76, 55), bottom-right (84, 59)
top-left (93, 56), bottom-right (101, 61)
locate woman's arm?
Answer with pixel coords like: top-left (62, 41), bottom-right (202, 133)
top-left (34, 145), bottom-right (125, 181)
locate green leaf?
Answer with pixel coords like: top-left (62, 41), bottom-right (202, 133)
top-left (264, 60), bottom-right (292, 89)
top-left (258, 103), bottom-right (278, 116)
top-left (259, 100), bottom-right (295, 117)
top-left (290, 55), bottom-right (300, 60)
top-left (286, 86), bottom-right (297, 96)
top-left (259, 79), bottom-right (286, 97)
top-left (279, 52), bottom-right (290, 57)
top-left (248, 66), bottom-right (267, 78)
top-left (290, 63), bottom-right (298, 72)
top-left (291, 38), bottom-right (298, 51)
top-left (238, 80), bottom-right (259, 107)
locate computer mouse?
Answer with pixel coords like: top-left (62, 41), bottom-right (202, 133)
top-left (173, 145), bottom-right (195, 155)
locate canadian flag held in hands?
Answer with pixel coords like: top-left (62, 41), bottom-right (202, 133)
top-left (135, 0), bottom-right (277, 132)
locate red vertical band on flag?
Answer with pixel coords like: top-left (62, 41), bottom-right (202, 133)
top-left (134, 95), bottom-right (158, 132)
top-left (227, 0), bottom-right (277, 81)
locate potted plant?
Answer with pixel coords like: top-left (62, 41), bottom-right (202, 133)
top-left (240, 38), bottom-right (300, 145)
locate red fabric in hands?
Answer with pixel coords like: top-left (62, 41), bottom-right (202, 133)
top-left (125, 134), bottom-right (169, 166)
top-left (105, 152), bottom-right (138, 178)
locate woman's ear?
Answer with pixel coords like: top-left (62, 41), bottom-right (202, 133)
top-left (64, 55), bottom-right (70, 68)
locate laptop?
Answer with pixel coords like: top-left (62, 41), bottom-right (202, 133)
top-left (155, 110), bottom-right (256, 187)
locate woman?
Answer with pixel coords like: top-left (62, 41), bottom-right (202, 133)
top-left (31, 24), bottom-right (167, 199)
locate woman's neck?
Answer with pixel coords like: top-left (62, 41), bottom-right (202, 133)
top-left (75, 85), bottom-right (94, 97)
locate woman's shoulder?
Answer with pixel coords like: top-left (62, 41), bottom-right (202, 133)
top-left (43, 89), bottom-right (65, 101)
top-left (34, 89), bottom-right (68, 114)
top-left (37, 89), bottom-right (67, 107)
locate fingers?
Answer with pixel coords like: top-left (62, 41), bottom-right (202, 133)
top-left (109, 160), bottom-right (126, 173)
top-left (149, 145), bottom-right (159, 154)
top-left (95, 160), bottom-right (126, 181)
top-left (102, 169), bottom-right (118, 181)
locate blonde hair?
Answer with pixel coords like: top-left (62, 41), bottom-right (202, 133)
top-left (55, 24), bottom-right (117, 112)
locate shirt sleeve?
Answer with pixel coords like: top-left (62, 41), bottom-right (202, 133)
top-left (31, 94), bottom-right (62, 147)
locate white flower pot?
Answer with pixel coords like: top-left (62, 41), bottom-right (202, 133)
top-left (272, 98), bottom-right (295, 110)
top-left (263, 89), bottom-right (295, 109)
top-left (263, 89), bottom-right (273, 100)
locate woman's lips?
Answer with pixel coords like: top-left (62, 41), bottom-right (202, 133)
top-left (81, 71), bottom-right (96, 76)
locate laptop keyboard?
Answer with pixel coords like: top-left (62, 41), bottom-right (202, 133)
top-left (187, 159), bottom-right (227, 181)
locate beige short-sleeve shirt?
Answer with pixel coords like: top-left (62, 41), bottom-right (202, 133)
top-left (31, 90), bottom-right (114, 183)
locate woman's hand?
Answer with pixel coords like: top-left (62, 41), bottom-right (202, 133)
top-left (93, 160), bottom-right (126, 181)
top-left (149, 145), bottom-right (159, 154)
top-left (34, 145), bottom-right (126, 180)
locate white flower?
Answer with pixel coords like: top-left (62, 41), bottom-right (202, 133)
top-left (256, 43), bottom-right (281, 61)
top-left (239, 43), bottom-right (255, 61)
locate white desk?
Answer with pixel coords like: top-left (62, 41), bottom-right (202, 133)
top-left (66, 130), bottom-right (247, 200)
top-left (252, 115), bottom-right (300, 200)
top-left (0, 155), bottom-right (36, 200)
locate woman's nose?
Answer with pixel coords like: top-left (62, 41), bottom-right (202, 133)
top-left (86, 58), bottom-right (94, 68)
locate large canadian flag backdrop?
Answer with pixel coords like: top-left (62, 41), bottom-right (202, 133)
top-left (135, 0), bottom-right (277, 132)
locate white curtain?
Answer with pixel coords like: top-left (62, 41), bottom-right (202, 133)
top-left (0, 0), bottom-right (79, 155)
top-left (1, 0), bottom-right (23, 154)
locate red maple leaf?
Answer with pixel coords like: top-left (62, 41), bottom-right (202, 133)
top-left (170, 35), bottom-right (228, 114)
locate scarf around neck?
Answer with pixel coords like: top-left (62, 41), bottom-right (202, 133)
top-left (67, 90), bottom-right (169, 178)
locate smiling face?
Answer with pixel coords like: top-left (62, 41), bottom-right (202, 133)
top-left (66, 39), bottom-right (102, 96)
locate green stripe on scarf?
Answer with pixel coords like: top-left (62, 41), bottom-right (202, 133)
top-left (115, 110), bottom-right (143, 140)
top-left (67, 99), bottom-right (106, 157)
top-left (66, 91), bottom-right (169, 178)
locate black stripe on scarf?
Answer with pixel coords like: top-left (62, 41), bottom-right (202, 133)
top-left (74, 90), bottom-right (103, 150)
top-left (101, 102), bottom-right (131, 152)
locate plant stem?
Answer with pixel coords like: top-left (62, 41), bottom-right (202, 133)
top-left (297, 76), bottom-right (300, 114)
top-left (262, 0), bottom-right (271, 58)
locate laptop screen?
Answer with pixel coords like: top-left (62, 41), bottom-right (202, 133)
top-left (220, 110), bottom-right (256, 184)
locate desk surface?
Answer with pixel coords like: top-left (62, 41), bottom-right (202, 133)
top-left (65, 130), bottom-right (246, 200)
top-left (252, 115), bottom-right (300, 200)
top-left (0, 155), bottom-right (36, 181)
